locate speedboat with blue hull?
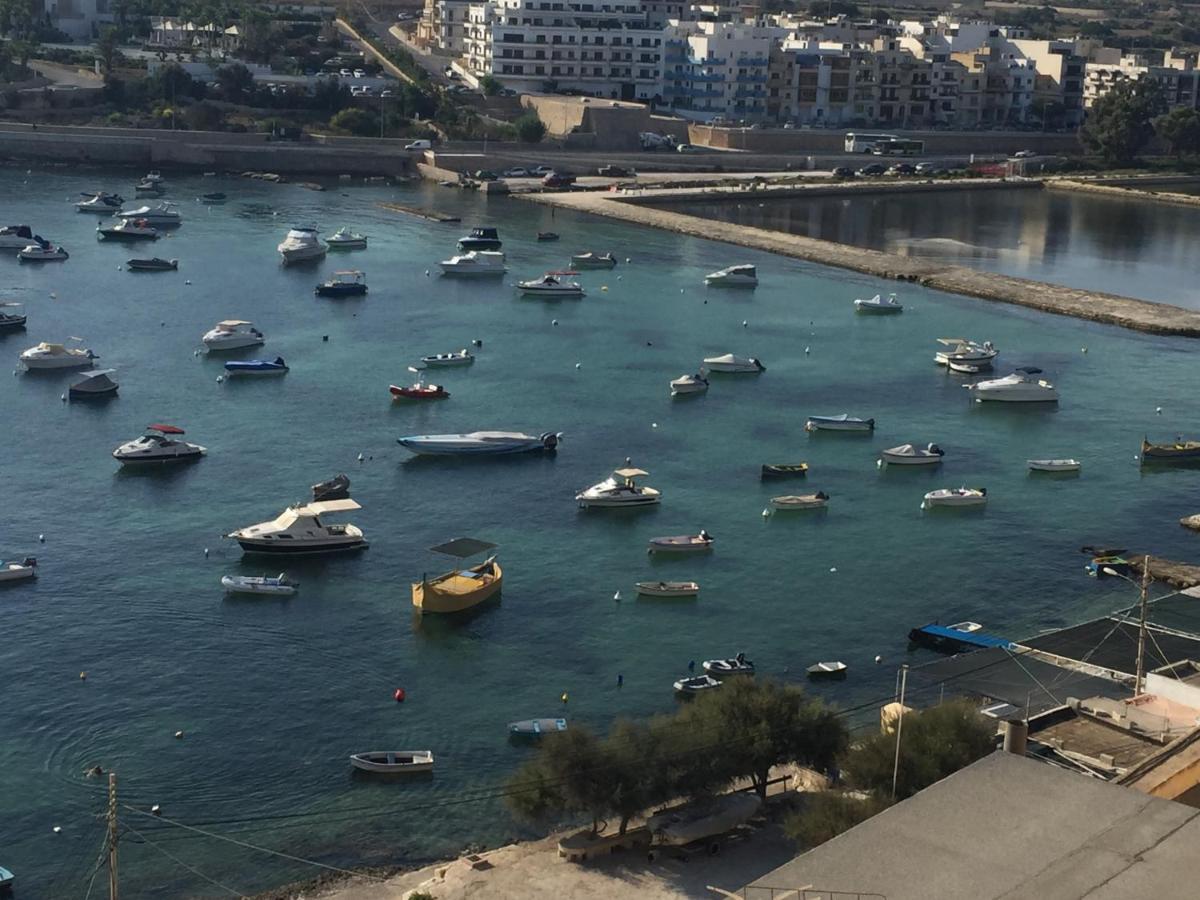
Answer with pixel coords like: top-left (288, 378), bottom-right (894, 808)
top-left (398, 431), bottom-right (561, 456)
top-left (908, 621), bottom-right (1013, 654)
top-left (224, 357), bottom-right (289, 377)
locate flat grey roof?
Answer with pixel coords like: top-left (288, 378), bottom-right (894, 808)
top-left (745, 753), bottom-right (1200, 900)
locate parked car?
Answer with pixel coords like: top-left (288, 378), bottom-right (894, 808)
top-left (532, 165), bottom-right (555, 176)
top-left (915, 162), bottom-right (938, 175)
top-left (597, 165), bottom-right (634, 177)
top-left (404, 140), bottom-right (432, 151)
top-left (676, 143), bottom-right (702, 153)
top-left (474, 170), bottom-right (500, 181)
top-left (380, 89), bottom-right (395, 98)
top-left (887, 163), bottom-right (916, 176)
top-left (502, 167), bottom-right (532, 178)
top-left (832, 166), bottom-right (855, 178)
top-left (500, 88), bottom-right (518, 96)
top-left (353, 68), bottom-right (365, 79)
top-left (857, 163), bottom-right (886, 176)
top-left (339, 68), bottom-right (352, 78)
top-left (1012, 149), bottom-right (1037, 159)
top-left (542, 171), bottom-right (577, 188)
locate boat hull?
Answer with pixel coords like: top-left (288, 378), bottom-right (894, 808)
top-left (397, 434), bottom-right (557, 455)
top-left (459, 239), bottom-right (502, 251)
top-left (316, 285), bottom-right (367, 297)
top-left (204, 337), bottom-right (263, 351)
top-left (636, 581), bottom-right (699, 598)
top-left (113, 448), bottom-right (205, 465)
top-left (390, 385), bottom-right (448, 400)
top-left (21, 355), bottom-right (92, 370)
top-left (1028, 459), bottom-right (1080, 472)
top-left (805, 417), bottom-right (874, 432)
top-left (350, 752), bottom-right (433, 774)
top-left (854, 303), bottom-right (902, 314)
top-left (221, 576), bottom-right (296, 596)
top-left (234, 537), bottom-right (367, 554)
top-left (412, 558), bottom-right (502, 614)
top-left (440, 266), bottom-right (506, 277)
top-left (279, 246), bottom-right (327, 264)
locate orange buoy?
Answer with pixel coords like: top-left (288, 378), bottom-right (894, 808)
top-left (393, 688), bottom-right (406, 703)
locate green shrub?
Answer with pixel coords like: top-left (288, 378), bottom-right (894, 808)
top-left (514, 111), bottom-right (546, 143)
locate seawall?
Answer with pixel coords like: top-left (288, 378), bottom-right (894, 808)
top-left (519, 185), bottom-right (1200, 337)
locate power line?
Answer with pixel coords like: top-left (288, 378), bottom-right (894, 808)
top-left (121, 822), bottom-right (244, 897)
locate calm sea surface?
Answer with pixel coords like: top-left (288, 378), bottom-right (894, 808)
top-left (3, 168), bottom-right (1200, 897)
top-left (670, 186), bottom-right (1200, 307)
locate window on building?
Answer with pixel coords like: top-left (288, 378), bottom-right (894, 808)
top-left (535, 65), bottom-right (545, 74)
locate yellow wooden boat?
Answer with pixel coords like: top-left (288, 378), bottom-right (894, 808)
top-left (412, 537), bottom-right (501, 614)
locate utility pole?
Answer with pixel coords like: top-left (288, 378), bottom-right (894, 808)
top-left (1135, 554), bottom-right (1150, 695)
top-left (891, 664), bottom-right (908, 800)
top-left (107, 772), bottom-right (119, 900)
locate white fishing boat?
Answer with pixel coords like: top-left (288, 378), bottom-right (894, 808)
top-left (18, 240), bottom-right (68, 262)
top-left (806, 661), bottom-right (848, 680)
top-left (112, 424), bottom-right (206, 465)
top-left (419, 349), bottom-right (474, 368)
top-left (647, 792), bottom-right (761, 845)
top-left (934, 338), bottom-right (997, 368)
top-left (20, 341), bottom-right (95, 370)
top-left (227, 499), bottom-right (367, 555)
top-left (326, 227), bottom-right (368, 250)
top-left (202, 320), bottom-right (264, 351)
top-left (636, 580), bottom-right (699, 598)
top-left (805, 414), bottom-right (874, 433)
top-left (508, 718), bottom-right (568, 737)
top-left (705, 264), bottom-right (758, 287)
top-left (277, 225), bottom-right (326, 264)
top-left (1027, 458), bottom-right (1081, 473)
top-left (221, 573), bottom-right (298, 596)
top-left (69, 369), bottom-right (118, 399)
top-left (75, 192), bottom-right (124, 213)
top-left (576, 466), bottom-right (661, 508)
top-left (648, 530), bottom-right (713, 554)
top-left (703, 654), bottom-right (754, 676)
top-left (349, 750), bottom-right (434, 774)
top-left (673, 674), bottom-right (722, 694)
top-left (116, 202), bottom-right (181, 226)
top-left (880, 443), bottom-right (944, 466)
top-left (439, 250), bottom-right (507, 277)
top-left (397, 431), bottom-right (561, 456)
top-left (854, 292), bottom-right (903, 314)
top-left (570, 251), bottom-right (617, 269)
top-left (516, 272), bottom-right (585, 298)
top-left (768, 492), bottom-right (829, 511)
top-left (922, 487), bottom-right (988, 509)
top-left (670, 372), bottom-right (709, 396)
top-left (0, 224), bottom-right (34, 248)
top-left (0, 557), bottom-right (37, 583)
top-left (965, 368), bottom-right (1059, 403)
top-left (702, 353), bottom-right (765, 374)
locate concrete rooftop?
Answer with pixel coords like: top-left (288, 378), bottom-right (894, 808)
top-left (744, 752), bottom-right (1200, 900)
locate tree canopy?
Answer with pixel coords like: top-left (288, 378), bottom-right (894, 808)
top-left (1154, 106), bottom-right (1200, 158)
top-left (1080, 76), bottom-right (1167, 165)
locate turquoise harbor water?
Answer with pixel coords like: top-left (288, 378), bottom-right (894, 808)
top-left (3, 169), bottom-right (1200, 897)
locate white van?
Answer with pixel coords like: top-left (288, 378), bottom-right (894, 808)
top-left (403, 140), bottom-right (432, 151)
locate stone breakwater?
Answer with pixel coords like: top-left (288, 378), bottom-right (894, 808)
top-left (519, 185), bottom-right (1200, 338)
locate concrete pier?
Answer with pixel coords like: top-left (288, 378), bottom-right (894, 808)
top-left (519, 186), bottom-right (1200, 337)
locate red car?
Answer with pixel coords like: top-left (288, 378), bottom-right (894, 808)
top-left (542, 171), bottom-right (576, 188)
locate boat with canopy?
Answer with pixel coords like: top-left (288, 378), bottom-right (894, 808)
top-left (412, 537), bottom-right (501, 615)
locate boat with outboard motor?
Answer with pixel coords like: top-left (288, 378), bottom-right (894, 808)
top-left (1140, 437), bottom-right (1200, 464)
top-left (440, 250), bottom-right (507, 277)
top-left (221, 573), bottom-right (298, 596)
top-left (922, 487), bottom-right (987, 509)
top-left (854, 292), bottom-right (903, 314)
top-left (880, 443), bottom-right (944, 466)
top-left (20, 340), bottom-right (94, 370)
top-left (0, 302), bottom-right (26, 332)
top-left (116, 202), bottom-right (181, 227)
top-left (224, 357), bottom-right (288, 377)
top-left (203, 320), bottom-right (264, 351)
top-left (965, 368), bottom-right (1058, 403)
top-left (398, 431), bottom-right (561, 456)
top-left (670, 372), bottom-right (709, 396)
top-left (98, 219), bottom-right (158, 241)
top-left (391, 366), bottom-right (449, 399)
top-left (761, 463), bottom-right (808, 479)
top-left (18, 239), bottom-right (68, 262)
top-left (636, 580), bottom-right (699, 598)
top-left (419, 349), bottom-right (473, 368)
top-left (412, 537), bottom-right (501, 615)
top-left (673, 674), bottom-right (722, 695)
top-left (509, 718), bottom-right (568, 737)
top-left (0, 557), bottom-right (37, 583)
top-left (703, 654), bottom-right (754, 676)
top-left (517, 272), bottom-right (585, 298)
top-left (277, 225), bottom-right (326, 263)
top-left (576, 465), bottom-right (661, 508)
top-left (315, 270), bottom-right (367, 297)
top-left (768, 492), bottom-right (829, 511)
top-left (648, 530), bottom-right (713, 554)
top-left (934, 337), bottom-right (997, 369)
top-left (807, 661), bottom-right (848, 680)
top-left (112, 424), bottom-right (205, 464)
top-left (69, 369), bottom-right (118, 399)
top-left (350, 750), bottom-right (434, 774)
top-left (702, 353), bottom-right (764, 373)
top-left (227, 499), bottom-right (367, 555)
top-left (570, 251), bottom-right (617, 269)
top-left (1028, 458), bottom-right (1081, 473)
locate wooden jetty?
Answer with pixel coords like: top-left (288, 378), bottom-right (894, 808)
top-left (1126, 554), bottom-right (1200, 589)
top-left (378, 202), bottom-right (460, 223)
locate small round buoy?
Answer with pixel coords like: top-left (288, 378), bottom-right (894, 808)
top-left (323, 335), bottom-right (329, 342)
top-left (1081, 347), bottom-right (1088, 353)
top-left (874, 655), bottom-right (883, 664)
top-left (53, 826), bottom-right (62, 834)
top-left (1156, 407), bottom-right (1163, 414)
top-left (552, 319), bottom-right (559, 326)
top-left (357, 452), bottom-right (365, 462)
top-left (646, 341), bottom-right (653, 347)
top-left (151, 804), bottom-right (161, 815)
top-left (560, 692), bottom-right (569, 704)
top-left (762, 508), bottom-right (770, 517)
top-left (680, 288), bottom-right (685, 294)
top-left (613, 590), bottom-right (621, 601)
top-left (117, 266), bottom-right (122, 271)
top-left (600, 286), bottom-right (608, 292)
top-left (174, 730), bottom-right (184, 739)
top-left (805, 347), bottom-right (810, 355)
top-left (473, 339), bottom-right (482, 347)
top-left (626, 258), bottom-right (631, 263)
top-left (742, 320), bottom-right (748, 327)
top-left (829, 567), bottom-right (838, 573)
top-left (651, 422), bottom-right (658, 428)
top-left (688, 660), bottom-right (695, 673)
top-left (204, 548), bottom-right (209, 558)
top-left (424, 269), bottom-right (430, 276)
top-left (79, 672), bottom-right (87, 680)
top-left (39, 534), bottom-right (44, 543)
top-left (184, 280), bottom-right (191, 285)
top-left (61, 393), bottom-right (67, 402)
top-left (616, 275), bottom-right (622, 281)
top-left (50, 292), bottom-right (57, 299)
top-left (216, 376), bottom-right (224, 383)
top-left (703, 299), bottom-right (708, 305)
top-left (617, 674), bottom-right (624, 687)
top-left (393, 688), bottom-right (406, 703)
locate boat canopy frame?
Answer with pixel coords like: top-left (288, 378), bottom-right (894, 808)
top-left (429, 537), bottom-right (498, 559)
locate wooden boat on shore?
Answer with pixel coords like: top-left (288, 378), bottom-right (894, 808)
top-left (1140, 437), bottom-right (1200, 464)
top-left (412, 537), bottom-right (501, 614)
top-left (350, 751), bottom-right (434, 774)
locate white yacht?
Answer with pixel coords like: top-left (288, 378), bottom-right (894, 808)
top-left (934, 338), bottom-right (998, 368)
top-left (75, 192), bottom-right (124, 213)
top-left (202, 320), bottom-right (264, 351)
top-left (0, 224), bottom-right (34, 248)
top-left (670, 372), bottom-right (709, 396)
top-left (576, 466), bottom-right (661, 508)
top-left (880, 443), bottom-right (944, 466)
top-left (277, 225), bottom-right (327, 264)
top-left (440, 250), bottom-right (507, 277)
top-left (922, 487), bottom-right (987, 509)
top-left (965, 368), bottom-right (1059, 403)
top-left (18, 241), bottom-right (68, 262)
top-left (20, 341), bottom-right (95, 370)
top-left (112, 424), bottom-right (206, 465)
top-left (516, 272), bottom-right (584, 298)
top-left (705, 264), bottom-right (758, 287)
top-left (227, 499), bottom-right (368, 555)
top-left (702, 353), bottom-right (765, 373)
top-left (0, 556), bottom-right (37, 582)
top-left (326, 227), bottom-right (367, 250)
top-left (854, 292), bottom-right (903, 314)
top-left (97, 219), bottom-right (158, 241)
top-left (116, 202), bottom-right (181, 227)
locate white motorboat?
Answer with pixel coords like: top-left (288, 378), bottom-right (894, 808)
top-left (1028, 458), bottom-right (1081, 473)
top-left (75, 192), bottom-right (124, 213)
top-left (0, 302), bottom-right (27, 331)
top-left (934, 338), bottom-right (997, 368)
top-left (769, 492), bottom-right (829, 511)
top-left (673, 674), bottom-right (722, 694)
top-left (141, 170), bottom-right (165, 186)
top-left (807, 661), bottom-right (849, 680)
top-left (570, 251), bottom-right (617, 269)
top-left (397, 431), bottom-right (561, 456)
top-left (965, 367), bottom-right (1058, 403)
top-left (277, 225), bottom-right (326, 264)
top-left (116, 202), bottom-right (181, 226)
top-left (97, 219), bottom-right (158, 241)
top-left (227, 499), bottom-right (368, 555)
top-left (440, 250), bottom-right (507, 277)
top-left (648, 530), bottom-right (713, 554)
top-left (516, 272), bottom-right (585, 298)
top-left (349, 750), bottom-right (433, 774)
top-left (705, 264), bottom-right (758, 287)
top-left (576, 466), bottom-right (661, 508)
top-left (326, 226), bottom-right (367, 250)
top-left (0, 224), bottom-right (34, 248)
top-left (648, 792), bottom-right (761, 845)
top-left (112, 423), bottom-right (206, 465)
top-left (636, 580), bottom-right (699, 598)
top-left (922, 487), bottom-right (987, 509)
top-left (508, 718), bottom-right (568, 737)
top-left (948, 361), bottom-right (983, 374)
top-left (805, 414), bottom-right (874, 433)
top-left (880, 443), bottom-right (944, 466)
top-left (702, 353), bottom-right (764, 374)
top-left (854, 292), bottom-right (903, 314)
top-left (202, 320), bottom-right (264, 351)
top-left (670, 372), bottom-right (709, 396)
top-left (419, 349), bottom-right (474, 368)
top-left (221, 573), bottom-right (298, 596)
top-left (20, 341), bottom-right (95, 370)
top-left (18, 241), bottom-right (68, 262)
top-left (69, 369), bottom-right (118, 399)
top-left (703, 654), bottom-right (754, 676)
top-left (0, 556), bottom-right (37, 583)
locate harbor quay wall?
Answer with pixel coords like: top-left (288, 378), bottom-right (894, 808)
top-left (632, 177), bottom-right (1039, 205)
top-left (688, 124), bottom-right (1085, 156)
top-left (519, 186), bottom-right (1200, 337)
top-left (1047, 177), bottom-right (1200, 209)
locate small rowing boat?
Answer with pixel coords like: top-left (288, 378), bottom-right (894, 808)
top-left (806, 661), bottom-right (848, 680)
top-left (648, 530), bottom-right (713, 554)
top-left (1028, 458), bottom-right (1081, 473)
top-left (761, 463), bottom-right (807, 479)
top-left (769, 492), bottom-right (829, 511)
top-left (635, 580), bottom-right (699, 598)
top-left (673, 674), bottom-right (721, 695)
top-left (508, 718), bottom-right (567, 737)
top-left (221, 573), bottom-right (297, 596)
top-left (350, 751), bottom-right (434, 774)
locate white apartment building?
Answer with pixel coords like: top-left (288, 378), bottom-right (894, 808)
top-left (417, 0), bottom-right (475, 57)
top-left (661, 20), bottom-right (784, 121)
top-left (1084, 49), bottom-right (1200, 111)
top-left (43, 0), bottom-right (113, 40)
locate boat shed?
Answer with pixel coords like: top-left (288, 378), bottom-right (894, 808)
top-left (743, 752), bottom-right (1200, 900)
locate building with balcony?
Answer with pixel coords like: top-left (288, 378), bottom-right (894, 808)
top-left (661, 20), bottom-right (784, 121)
top-left (417, 0), bottom-right (476, 56)
top-left (1084, 49), bottom-right (1200, 112)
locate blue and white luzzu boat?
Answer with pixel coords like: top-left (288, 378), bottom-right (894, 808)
top-left (397, 431), bottom-right (562, 456)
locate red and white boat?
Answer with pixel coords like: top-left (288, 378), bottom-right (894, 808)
top-left (390, 382), bottom-right (449, 400)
